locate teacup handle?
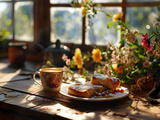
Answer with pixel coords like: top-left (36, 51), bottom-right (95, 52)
top-left (33, 71), bottom-right (42, 86)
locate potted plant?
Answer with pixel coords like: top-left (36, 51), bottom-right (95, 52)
top-left (0, 30), bottom-right (9, 51)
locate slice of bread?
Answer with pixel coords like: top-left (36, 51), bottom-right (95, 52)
top-left (68, 83), bottom-right (94, 98)
top-left (93, 85), bottom-right (107, 93)
top-left (68, 83), bottom-right (107, 98)
top-left (91, 74), bottom-right (120, 93)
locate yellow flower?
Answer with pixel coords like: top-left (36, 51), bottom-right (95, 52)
top-left (112, 64), bottom-right (118, 71)
top-left (112, 12), bottom-right (123, 22)
top-left (83, 0), bottom-right (88, 2)
top-left (92, 48), bottom-right (102, 63)
top-left (73, 48), bottom-right (83, 69)
top-left (81, 6), bottom-right (87, 16)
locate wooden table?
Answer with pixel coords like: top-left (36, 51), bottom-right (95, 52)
top-left (0, 59), bottom-right (160, 120)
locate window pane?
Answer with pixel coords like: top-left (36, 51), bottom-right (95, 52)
top-left (15, 0), bottom-right (34, 2)
top-left (126, 6), bottom-right (159, 42)
top-left (86, 7), bottom-right (122, 46)
top-left (93, 0), bottom-right (122, 3)
top-left (50, 0), bottom-right (122, 4)
top-left (0, 2), bottom-right (12, 39)
top-left (15, 1), bottom-right (33, 41)
top-left (50, 7), bottom-right (82, 44)
top-left (50, 0), bottom-right (72, 4)
top-left (127, 0), bottom-right (159, 2)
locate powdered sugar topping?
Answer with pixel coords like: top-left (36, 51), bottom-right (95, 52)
top-left (93, 74), bottom-right (120, 83)
top-left (93, 74), bottom-right (109, 80)
top-left (111, 77), bottom-right (119, 83)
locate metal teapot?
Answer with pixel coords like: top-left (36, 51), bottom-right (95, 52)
top-left (44, 39), bottom-right (71, 67)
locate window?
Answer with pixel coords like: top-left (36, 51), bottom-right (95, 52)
top-left (50, 0), bottom-right (160, 46)
top-left (50, 7), bottom-right (82, 44)
top-left (0, 0), bottom-right (34, 41)
top-left (86, 7), bottom-right (121, 46)
top-left (126, 7), bottom-right (159, 36)
top-left (0, 0), bottom-right (159, 47)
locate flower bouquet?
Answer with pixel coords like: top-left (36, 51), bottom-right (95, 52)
top-left (105, 21), bottom-right (160, 91)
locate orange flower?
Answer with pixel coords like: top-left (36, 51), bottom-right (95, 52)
top-left (73, 48), bottom-right (83, 69)
top-left (104, 64), bottom-right (109, 72)
top-left (92, 48), bottom-right (102, 63)
top-left (81, 6), bottom-right (87, 16)
top-left (112, 64), bottom-right (123, 74)
top-left (112, 12), bottom-right (123, 22)
top-left (118, 65), bottom-right (123, 74)
top-left (107, 70), bottom-right (112, 77)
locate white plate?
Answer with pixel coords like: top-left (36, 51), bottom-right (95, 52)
top-left (60, 84), bottom-right (129, 102)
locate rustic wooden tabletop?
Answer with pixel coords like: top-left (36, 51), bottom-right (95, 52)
top-left (0, 59), bottom-right (160, 120)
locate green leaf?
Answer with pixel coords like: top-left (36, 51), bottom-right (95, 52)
top-left (120, 37), bottom-right (125, 46)
top-left (88, 15), bottom-right (91, 19)
top-left (138, 54), bottom-right (144, 59)
top-left (82, 70), bottom-right (87, 76)
top-left (107, 21), bottom-right (115, 29)
top-left (121, 31), bottom-right (125, 34)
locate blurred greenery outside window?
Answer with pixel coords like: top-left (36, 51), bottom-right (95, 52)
top-left (0, 0), bottom-right (33, 42)
top-left (50, 7), bottom-right (82, 44)
top-left (126, 6), bottom-right (160, 43)
top-left (50, 0), bottom-right (160, 46)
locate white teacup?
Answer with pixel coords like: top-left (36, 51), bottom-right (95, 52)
top-left (33, 68), bottom-right (63, 92)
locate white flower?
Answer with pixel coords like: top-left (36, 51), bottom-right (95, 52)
top-left (146, 50), bottom-right (154, 56)
top-left (62, 54), bottom-right (68, 61)
top-left (124, 30), bottom-right (137, 44)
top-left (66, 59), bottom-right (71, 66)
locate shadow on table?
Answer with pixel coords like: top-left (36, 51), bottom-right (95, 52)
top-left (58, 94), bottom-right (160, 120)
top-left (60, 96), bottom-right (131, 111)
top-left (0, 59), bottom-right (41, 83)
